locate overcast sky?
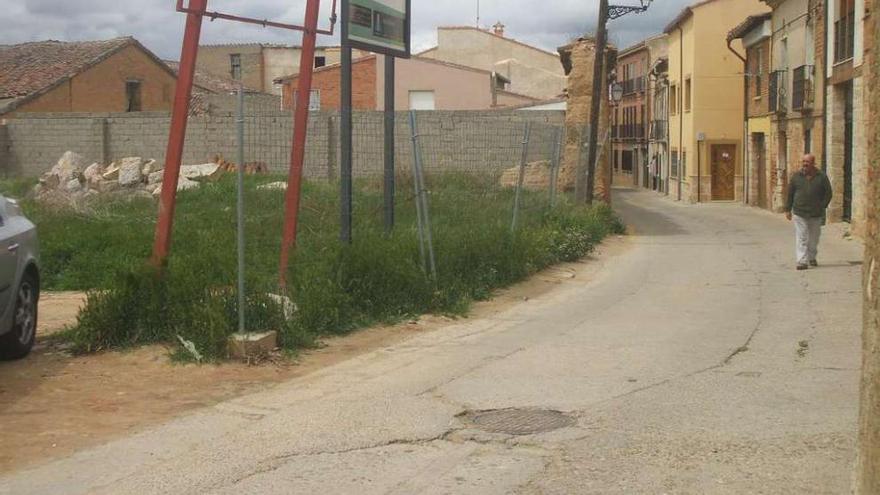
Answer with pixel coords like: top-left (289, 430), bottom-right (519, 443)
top-left (0, 0), bottom-right (692, 59)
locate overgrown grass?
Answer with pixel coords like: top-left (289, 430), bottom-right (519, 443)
top-left (2, 174), bottom-right (623, 360)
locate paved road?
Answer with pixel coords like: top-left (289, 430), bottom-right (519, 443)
top-left (1, 189), bottom-right (864, 494)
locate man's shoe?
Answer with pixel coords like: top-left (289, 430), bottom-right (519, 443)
top-left (809, 260), bottom-right (818, 267)
top-left (797, 264), bottom-right (809, 271)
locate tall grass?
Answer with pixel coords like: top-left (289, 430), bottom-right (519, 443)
top-left (3, 175), bottom-right (623, 360)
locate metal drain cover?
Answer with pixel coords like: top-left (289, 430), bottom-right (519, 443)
top-left (464, 408), bottom-right (576, 435)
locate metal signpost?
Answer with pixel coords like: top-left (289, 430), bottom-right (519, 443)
top-left (340, 0), bottom-right (411, 243)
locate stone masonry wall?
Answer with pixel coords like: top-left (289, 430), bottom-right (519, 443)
top-left (859, 0), bottom-right (880, 492)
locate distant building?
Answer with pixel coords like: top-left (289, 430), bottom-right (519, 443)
top-left (196, 44), bottom-right (369, 96)
top-left (646, 35), bottom-right (670, 194)
top-left (417, 25), bottom-right (567, 100)
top-left (664, 0), bottom-right (770, 203)
top-left (0, 37), bottom-right (178, 117)
top-left (276, 55), bottom-right (539, 111)
top-left (611, 41), bottom-right (651, 188)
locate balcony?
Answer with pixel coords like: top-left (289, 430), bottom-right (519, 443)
top-left (834, 14), bottom-right (856, 64)
top-left (650, 120), bottom-right (667, 141)
top-left (768, 69), bottom-right (787, 114)
top-left (791, 65), bottom-right (814, 111)
top-left (613, 123), bottom-right (646, 140)
top-left (621, 76), bottom-right (646, 96)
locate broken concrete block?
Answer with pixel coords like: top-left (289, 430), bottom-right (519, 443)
top-left (51, 151), bottom-right (85, 184)
top-left (63, 178), bottom-right (83, 193)
top-left (118, 157), bottom-right (144, 187)
top-left (181, 163), bottom-right (223, 181)
top-left (83, 163), bottom-right (104, 185)
top-left (268, 293), bottom-right (297, 319)
top-left (147, 170), bottom-right (164, 185)
top-left (102, 163), bottom-right (120, 181)
top-left (258, 181), bottom-right (288, 191)
top-left (177, 177), bottom-right (199, 191)
top-left (227, 331), bottom-right (278, 360)
top-left (141, 159), bottom-right (161, 175)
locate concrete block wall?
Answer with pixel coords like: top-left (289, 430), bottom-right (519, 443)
top-left (2, 109), bottom-right (564, 180)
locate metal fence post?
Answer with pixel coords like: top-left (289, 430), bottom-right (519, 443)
top-left (511, 121), bottom-right (532, 232)
top-left (549, 126), bottom-right (563, 207)
top-left (408, 111), bottom-right (437, 280)
top-left (235, 85), bottom-right (246, 334)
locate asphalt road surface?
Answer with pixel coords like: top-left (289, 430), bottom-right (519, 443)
top-left (1, 188), bottom-right (864, 494)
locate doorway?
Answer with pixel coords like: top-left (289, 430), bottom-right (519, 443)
top-left (711, 144), bottom-right (737, 201)
top-left (753, 133), bottom-right (767, 208)
top-left (843, 82), bottom-right (853, 222)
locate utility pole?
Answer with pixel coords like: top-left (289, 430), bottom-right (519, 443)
top-left (581, 0), bottom-right (609, 205)
top-left (582, 0), bottom-right (653, 205)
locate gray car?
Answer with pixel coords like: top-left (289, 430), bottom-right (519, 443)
top-left (0, 194), bottom-right (39, 359)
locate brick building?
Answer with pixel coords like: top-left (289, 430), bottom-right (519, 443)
top-left (196, 44), bottom-right (369, 96)
top-left (611, 41), bottom-right (651, 187)
top-left (646, 35), bottom-right (670, 193)
top-left (0, 37), bottom-right (178, 117)
top-left (276, 55), bottom-right (538, 111)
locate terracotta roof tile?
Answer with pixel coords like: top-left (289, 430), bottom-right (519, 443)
top-left (0, 37), bottom-right (134, 99)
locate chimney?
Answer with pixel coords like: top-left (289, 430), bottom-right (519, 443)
top-left (493, 22), bottom-right (505, 37)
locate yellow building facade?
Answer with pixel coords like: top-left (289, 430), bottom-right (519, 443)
top-left (664, 0), bottom-right (770, 203)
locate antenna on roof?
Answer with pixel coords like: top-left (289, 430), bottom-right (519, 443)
top-left (476, 0), bottom-right (480, 28)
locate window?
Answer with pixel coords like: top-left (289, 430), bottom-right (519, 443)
top-left (408, 90), bottom-right (435, 110)
top-left (684, 77), bottom-right (692, 112)
top-left (294, 89), bottom-right (321, 111)
top-left (835, 0), bottom-right (856, 63)
top-left (314, 56), bottom-right (326, 68)
top-left (125, 80), bottom-right (142, 112)
top-left (670, 84), bottom-right (678, 115)
top-left (804, 129), bottom-right (812, 154)
top-left (230, 53), bottom-right (242, 80)
top-left (754, 47), bottom-right (763, 97)
top-left (671, 149), bottom-right (679, 178)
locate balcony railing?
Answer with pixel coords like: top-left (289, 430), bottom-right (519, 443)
top-left (769, 69), bottom-right (787, 114)
top-left (621, 77), bottom-right (646, 95)
top-left (791, 65), bottom-right (814, 111)
top-left (613, 123), bottom-right (646, 140)
top-left (834, 14), bottom-right (856, 64)
top-left (650, 120), bottom-right (667, 141)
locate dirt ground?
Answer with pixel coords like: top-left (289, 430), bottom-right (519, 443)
top-left (0, 236), bottom-right (628, 475)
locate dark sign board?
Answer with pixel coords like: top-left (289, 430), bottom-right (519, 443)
top-left (343, 0), bottom-right (411, 58)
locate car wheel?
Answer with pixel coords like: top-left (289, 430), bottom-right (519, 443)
top-left (0, 272), bottom-right (38, 360)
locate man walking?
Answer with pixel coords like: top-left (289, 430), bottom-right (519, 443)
top-left (785, 154), bottom-right (833, 270)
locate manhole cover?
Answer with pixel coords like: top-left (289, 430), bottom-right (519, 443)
top-left (464, 408), bottom-right (576, 435)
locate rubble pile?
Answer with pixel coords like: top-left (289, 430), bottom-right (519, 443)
top-left (33, 151), bottom-right (231, 204)
top-left (498, 160), bottom-right (554, 191)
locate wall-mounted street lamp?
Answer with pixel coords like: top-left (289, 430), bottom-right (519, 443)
top-left (611, 82), bottom-right (625, 104)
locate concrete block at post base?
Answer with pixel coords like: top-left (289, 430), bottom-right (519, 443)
top-left (227, 331), bottom-right (278, 360)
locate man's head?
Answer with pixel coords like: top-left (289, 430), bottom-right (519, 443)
top-left (801, 154), bottom-right (817, 174)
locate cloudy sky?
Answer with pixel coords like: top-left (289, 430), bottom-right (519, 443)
top-left (0, 0), bottom-right (692, 59)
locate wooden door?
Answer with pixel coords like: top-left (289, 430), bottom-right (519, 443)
top-left (711, 144), bottom-right (736, 201)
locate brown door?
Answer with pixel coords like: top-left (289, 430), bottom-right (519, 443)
top-left (711, 144), bottom-right (736, 201)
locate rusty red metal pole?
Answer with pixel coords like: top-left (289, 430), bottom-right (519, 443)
top-left (151, 0), bottom-right (208, 267)
top-left (278, 0), bottom-right (322, 288)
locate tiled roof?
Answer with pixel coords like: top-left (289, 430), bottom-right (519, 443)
top-left (0, 37), bottom-right (135, 99)
top-left (165, 60), bottom-right (243, 94)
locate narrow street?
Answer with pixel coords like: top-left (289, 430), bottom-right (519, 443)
top-left (0, 188), bottom-right (864, 494)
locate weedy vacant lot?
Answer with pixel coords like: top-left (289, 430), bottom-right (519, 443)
top-left (2, 174), bottom-right (623, 360)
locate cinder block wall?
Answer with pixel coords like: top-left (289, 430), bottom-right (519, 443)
top-left (2, 109), bottom-right (564, 179)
